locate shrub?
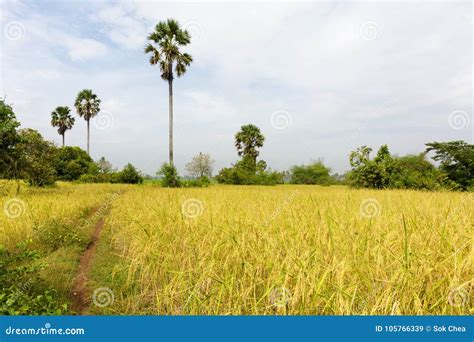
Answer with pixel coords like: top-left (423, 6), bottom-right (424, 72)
top-left (182, 176), bottom-right (211, 188)
top-left (78, 173), bottom-right (112, 183)
top-left (0, 242), bottom-right (69, 315)
top-left (290, 161), bottom-right (333, 185)
top-left (388, 154), bottom-right (450, 190)
top-left (348, 145), bottom-right (451, 190)
top-left (426, 141), bottom-right (474, 190)
top-left (0, 99), bottom-right (21, 179)
top-left (157, 163), bottom-right (181, 188)
top-left (15, 129), bottom-right (57, 187)
top-left (113, 163), bottom-right (143, 184)
top-left (216, 164), bottom-right (284, 185)
top-left (55, 146), bottom-right (97, 181)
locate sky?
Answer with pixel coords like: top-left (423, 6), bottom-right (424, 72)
top-left (1, 0), bottom-right (472, 176)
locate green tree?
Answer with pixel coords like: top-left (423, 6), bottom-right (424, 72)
top-left (349, 145), bottom-right (393, 189)
top-left (389, 153), bottom-right (448, 190)
top-left (0, 99), bottom-right (21, 178)
top-left (50, 106), bottom-right (75, 147)
top-left (145, 19), bottom-right (193, 165)
top-left (55, 146), bottom-right (97, 181)
top-left (426, 141), bottom-right (474, 190)
top-left (74, 89), bottom-right (101, 155)
top-left (234, 124), bottom-right (265, 171)
top-left (114, 163), bottom-right (143, 184)
top-left (290, 160), bottom-right (333, 185)
top-left (157, 163), bottom-right (181, 187)
top-left (16, 129), bottom-right (57, 186)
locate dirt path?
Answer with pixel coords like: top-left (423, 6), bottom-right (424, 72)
top-left (71, 210), bottom-right (107, 314)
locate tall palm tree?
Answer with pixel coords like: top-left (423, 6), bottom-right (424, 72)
top-left (74, 89), bottom-right (100, 155)
top-left (51, 106), bottom-right (75, 147)
top-left (235, 124), bottom-right (265, 168)
top-left (145, 18), bottom-right (193, 165)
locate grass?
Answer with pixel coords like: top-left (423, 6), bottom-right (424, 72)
top-left (1, 182), bottom-right (472, 315)
top-left (0, 181), bottom-right (125, 313)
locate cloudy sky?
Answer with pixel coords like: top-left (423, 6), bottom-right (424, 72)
top-left (1, 0), bottom-right (472, 175)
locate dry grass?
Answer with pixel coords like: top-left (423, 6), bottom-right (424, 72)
top-left (1, 182), bottom-right (471, 314)
top-left (95, 185), bottom-right (473, 315)
top-left (0, 181), bottom-right (120, 250)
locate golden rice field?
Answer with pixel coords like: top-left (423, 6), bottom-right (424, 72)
top-left (1, 182), bottom-right (472, 315)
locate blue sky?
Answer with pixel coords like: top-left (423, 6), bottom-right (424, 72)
top-left (1, 0), bottom-right (472, 175)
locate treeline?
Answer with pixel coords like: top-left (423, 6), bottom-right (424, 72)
top-left (2, 99), bottom-right (472, 191)
top-left (347, 143), bottom-right (473, 191)
top-left (211, 124), bottom-right (473, 191)
top-left (0, 100), bottom-right (143, 187)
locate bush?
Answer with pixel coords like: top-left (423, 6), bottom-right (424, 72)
top-left (113, 163), bottom-right (143, 184)
top-left (216, 163), bottom-right (284, 185)
top-left (0, 242), bottom-right (69, 315)
top-left (16, 129), bottom-right (57, 187)
top-left (157, 163), bottom-right (181, 187)
top-left (0, 100), bottom-right (21, 179)
top-left (55, 146), bottom-right (97, 181)
top-left (182, 176), bottom-right (211, 188)
top-left (290, 161), bottom-right (333, 185)
top-left (348, 145), bottom-right (450, 190)
top-left (78, 173), bottom-right (112, 183)
top-left (426, 141), bottom-right (474, 190)
top-left (388, 154), bottom-right (451, 190)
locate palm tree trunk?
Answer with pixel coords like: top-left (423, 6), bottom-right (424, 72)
top-left (62, 133), bottom-right (65, 147)
top-left (87, 119), bottom-right (90, 155)
top-left (168, 78), bottom-right (174, 165)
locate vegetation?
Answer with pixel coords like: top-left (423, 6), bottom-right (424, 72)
top-left (426, 141), bottom-right (474, 190)
top-left (113, 163), bottom-right (143, 184)
top-left (234, 124), bottom-right (265, 171)
top-left (15, 129), bottom-right (57, 187)
top-left (157, 163), bottom-right (181, 188)
top-left (0, 99), bottom-right (21, 179)
top-left (347, 144), bottom-right (454, 190)
top-left (217, 125), bottom-right (284, 185)
top-left (290, 161), bottom-right (333, 185)
top-left (185, 152), bottom-right (214, 178)
top-left (145, 19), bottom-right (193, 165)
top-left (0, 182), bottom-right (123, 314)
top-left (74, 89), bottom-right (101, 155)
top-left (88, 184), bottom-right (474, 314)
top-left (1, 182), bottom-right (470, 315)
top-left (55, 146), bottom-right (97, 181)
top-left (1, 14), bottom-right (472, 319)
top-left (50, 106), bottom-right (75, 147)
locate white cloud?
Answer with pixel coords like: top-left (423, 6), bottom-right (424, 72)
top-left (1, 0), bottom-right (471, 174)
top-left (63, 37), bottom-right (108, 61)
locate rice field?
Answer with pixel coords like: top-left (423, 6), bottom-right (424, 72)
top-left (1, 182), bottom-right (472, 315)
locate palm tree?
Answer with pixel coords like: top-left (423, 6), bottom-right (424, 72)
top-left (51, 106), bottom-right (75, 147)
top-left (145, 18), bottom-right (193, 165)
top-left (74, 89), bottom-right (100, 155)
top-left (235, 124), bottom-right (265, 168)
